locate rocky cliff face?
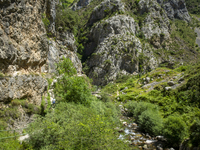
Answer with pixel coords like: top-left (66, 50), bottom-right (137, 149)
top-left (0, 75), bottom-right (47, 105)
top-left (72, 0), bottom-right (93, 10)
top-left (157, 0), bottom-right (191, 22)
top-left (86, 15), bottom-right (142, 85)
top-left (84, 0), bottom-right (196, 85)
top-left (0, 0), bottom-right (48, 74)
top-left (0, 0), bottom-right (82, 104)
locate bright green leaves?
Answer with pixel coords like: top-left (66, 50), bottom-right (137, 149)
top-left (56, 57), bottom-right (77, 76)
top-left (54, 57), bottom-right (92, 105)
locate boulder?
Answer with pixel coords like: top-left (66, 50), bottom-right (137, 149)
top-left (165, 87), bottom-right (172, 90)
top-left (168, 81), bottom-right (175, 86)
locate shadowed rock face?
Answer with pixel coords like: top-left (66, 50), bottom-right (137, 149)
top-left (157, 0), bottom-right (191, 22)
top-left (86, 15), bottom-right (142, 85)
top-left (72, 0), bottom-right (93, 10)
top-left (87, 0), bottom-right (124, 26)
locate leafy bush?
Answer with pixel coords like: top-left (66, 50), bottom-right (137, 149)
top-left (56, 7), bottom-right (79, 33)
top-left (25, 102), bottom-right (130, 149)
top-left (163, 115), bottom-right (188, 147)
top-left (125, 101), bottom-right (163, 135)
top-left (189, 119), bottom-right (200, 147)
top-left (54, 76), bottom-right (92, 105)
top-left (54, 57), bottom-right (92, 105)
top-left (138, 109), bottom-right (163, 136)
top-left (42, 13), bottom-right (50, 31)
top-left (185, 0), bottom-right (200, 15)
top-left (125, 101), bottom-right (159, 119)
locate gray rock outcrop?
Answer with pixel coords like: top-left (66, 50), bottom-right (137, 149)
top-left (0, 75), bottom-right (48, 105)
top-left (0, 0), bottom-right (82, 75)
top-left (0, 0), bottom-right (48, 73)
top-left (139, 0), bottom-right (171, 42)
top-left (157, 0), bottom-right (191, 22)
top-left (72, 0), bottom-right (93, 10)
top-left (86, 15), bottom-right (142, 85)
top-left (87, 0), bottom-right (125, 26)
top-left (195, 28), bottom-right (200, 47)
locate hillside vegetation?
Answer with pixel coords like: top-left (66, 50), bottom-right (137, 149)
top-left (1, 0), bottom-right (200, 149)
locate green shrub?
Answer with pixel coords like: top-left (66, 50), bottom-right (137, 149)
top-left (138, 110), bottom-right (163, 136)
top-left (125, 101), bottom-right (163, 135)
top-left (189, 119), bottom-right (200, 147)
top-left (54, 57), bottom-right (92, 105)
top-left (0, 71), bottom-right (4, 77)
top-left (56, 7), bottom-right (79, 33)
top-left (42, 13), bottom-right (50, 31)
top-left (163, 115), bottom-right (188, 147)
top-left (125, 101), bottom-right (159, 119)
top-left (56, 57), bottom-right (77, 76)
top-left (54, 76), bottom-right (92, 105)
top-left (25, 102), bottom-right (130, 149)
top-left (100, 92), bottom-right (111, 102)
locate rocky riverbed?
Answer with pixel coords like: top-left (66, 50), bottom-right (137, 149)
top-left (117, 105), bottom-right (174, 150)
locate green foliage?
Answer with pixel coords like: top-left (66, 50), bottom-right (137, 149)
top-left (56, 7), bottom-right (79, 33)
top-left (189, 119), bottom-right (200, 147)
top-left (56, 57), bottom-right (77, 76)
top-left (0, 71), bottom-right (4, 77)
top-left (42, 13), bottom-right (50, 31)
top-left (25, 102), bottom-right (130, 149)
top-left (60, 0), bottom-right (74, 8)
top-left (163, 115), bottom-right (188, 147)
top-left (54, 57), bottom-right (92, 105)
top-left (100, 92), bottom-right (111, 102)
top-left (138, 109), bottom-right (163, 136)
top-left (185, 0), bottom-right (200, 15)
top-left (125, 101), bottom-right (163, 135)
top-left (104, 59), bottom-right (112, 65)
top-left (0, 130), bottom-right (22, 150)
top-left (54, 76), bottom-right (92, 105)
top-left (171, 20), bottom-right (197, 48)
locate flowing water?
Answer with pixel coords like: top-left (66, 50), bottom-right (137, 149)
top-left (117, 116), bottom-right (174, 150)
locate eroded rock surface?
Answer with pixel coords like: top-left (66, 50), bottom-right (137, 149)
top-left (86, 15), bottom-right (142, 85)
top-left (87, 0), bottom-right (125, 26)
top-left (0, 0), bottom-right (48, 73)
top-left (72, 0), bottom-right (93, 10)
top-left (0, 75), bottom-right (48, 105)
top-left (157, 0), bottom-right (191, 22)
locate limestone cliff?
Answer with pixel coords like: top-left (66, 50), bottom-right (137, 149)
top-left (0, 0), bottom-right (82, 104)
top-left (84, 0), bottom-right (198, 85)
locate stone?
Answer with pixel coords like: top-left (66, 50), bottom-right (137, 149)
top-left (143, 144), bottom-right (148, 149)
top-left (168, 81), bottom-right (175, 86)
top-left (146, 77), bottom-right (150, 83)
top-left (165, 87), bottom-right (172, 90)
top-left (123, 122), bottom-right (128, 126)
top-left (178, 77), bottom-right (184, 83)
top-left (156, 135), bottom-right (165, 141)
